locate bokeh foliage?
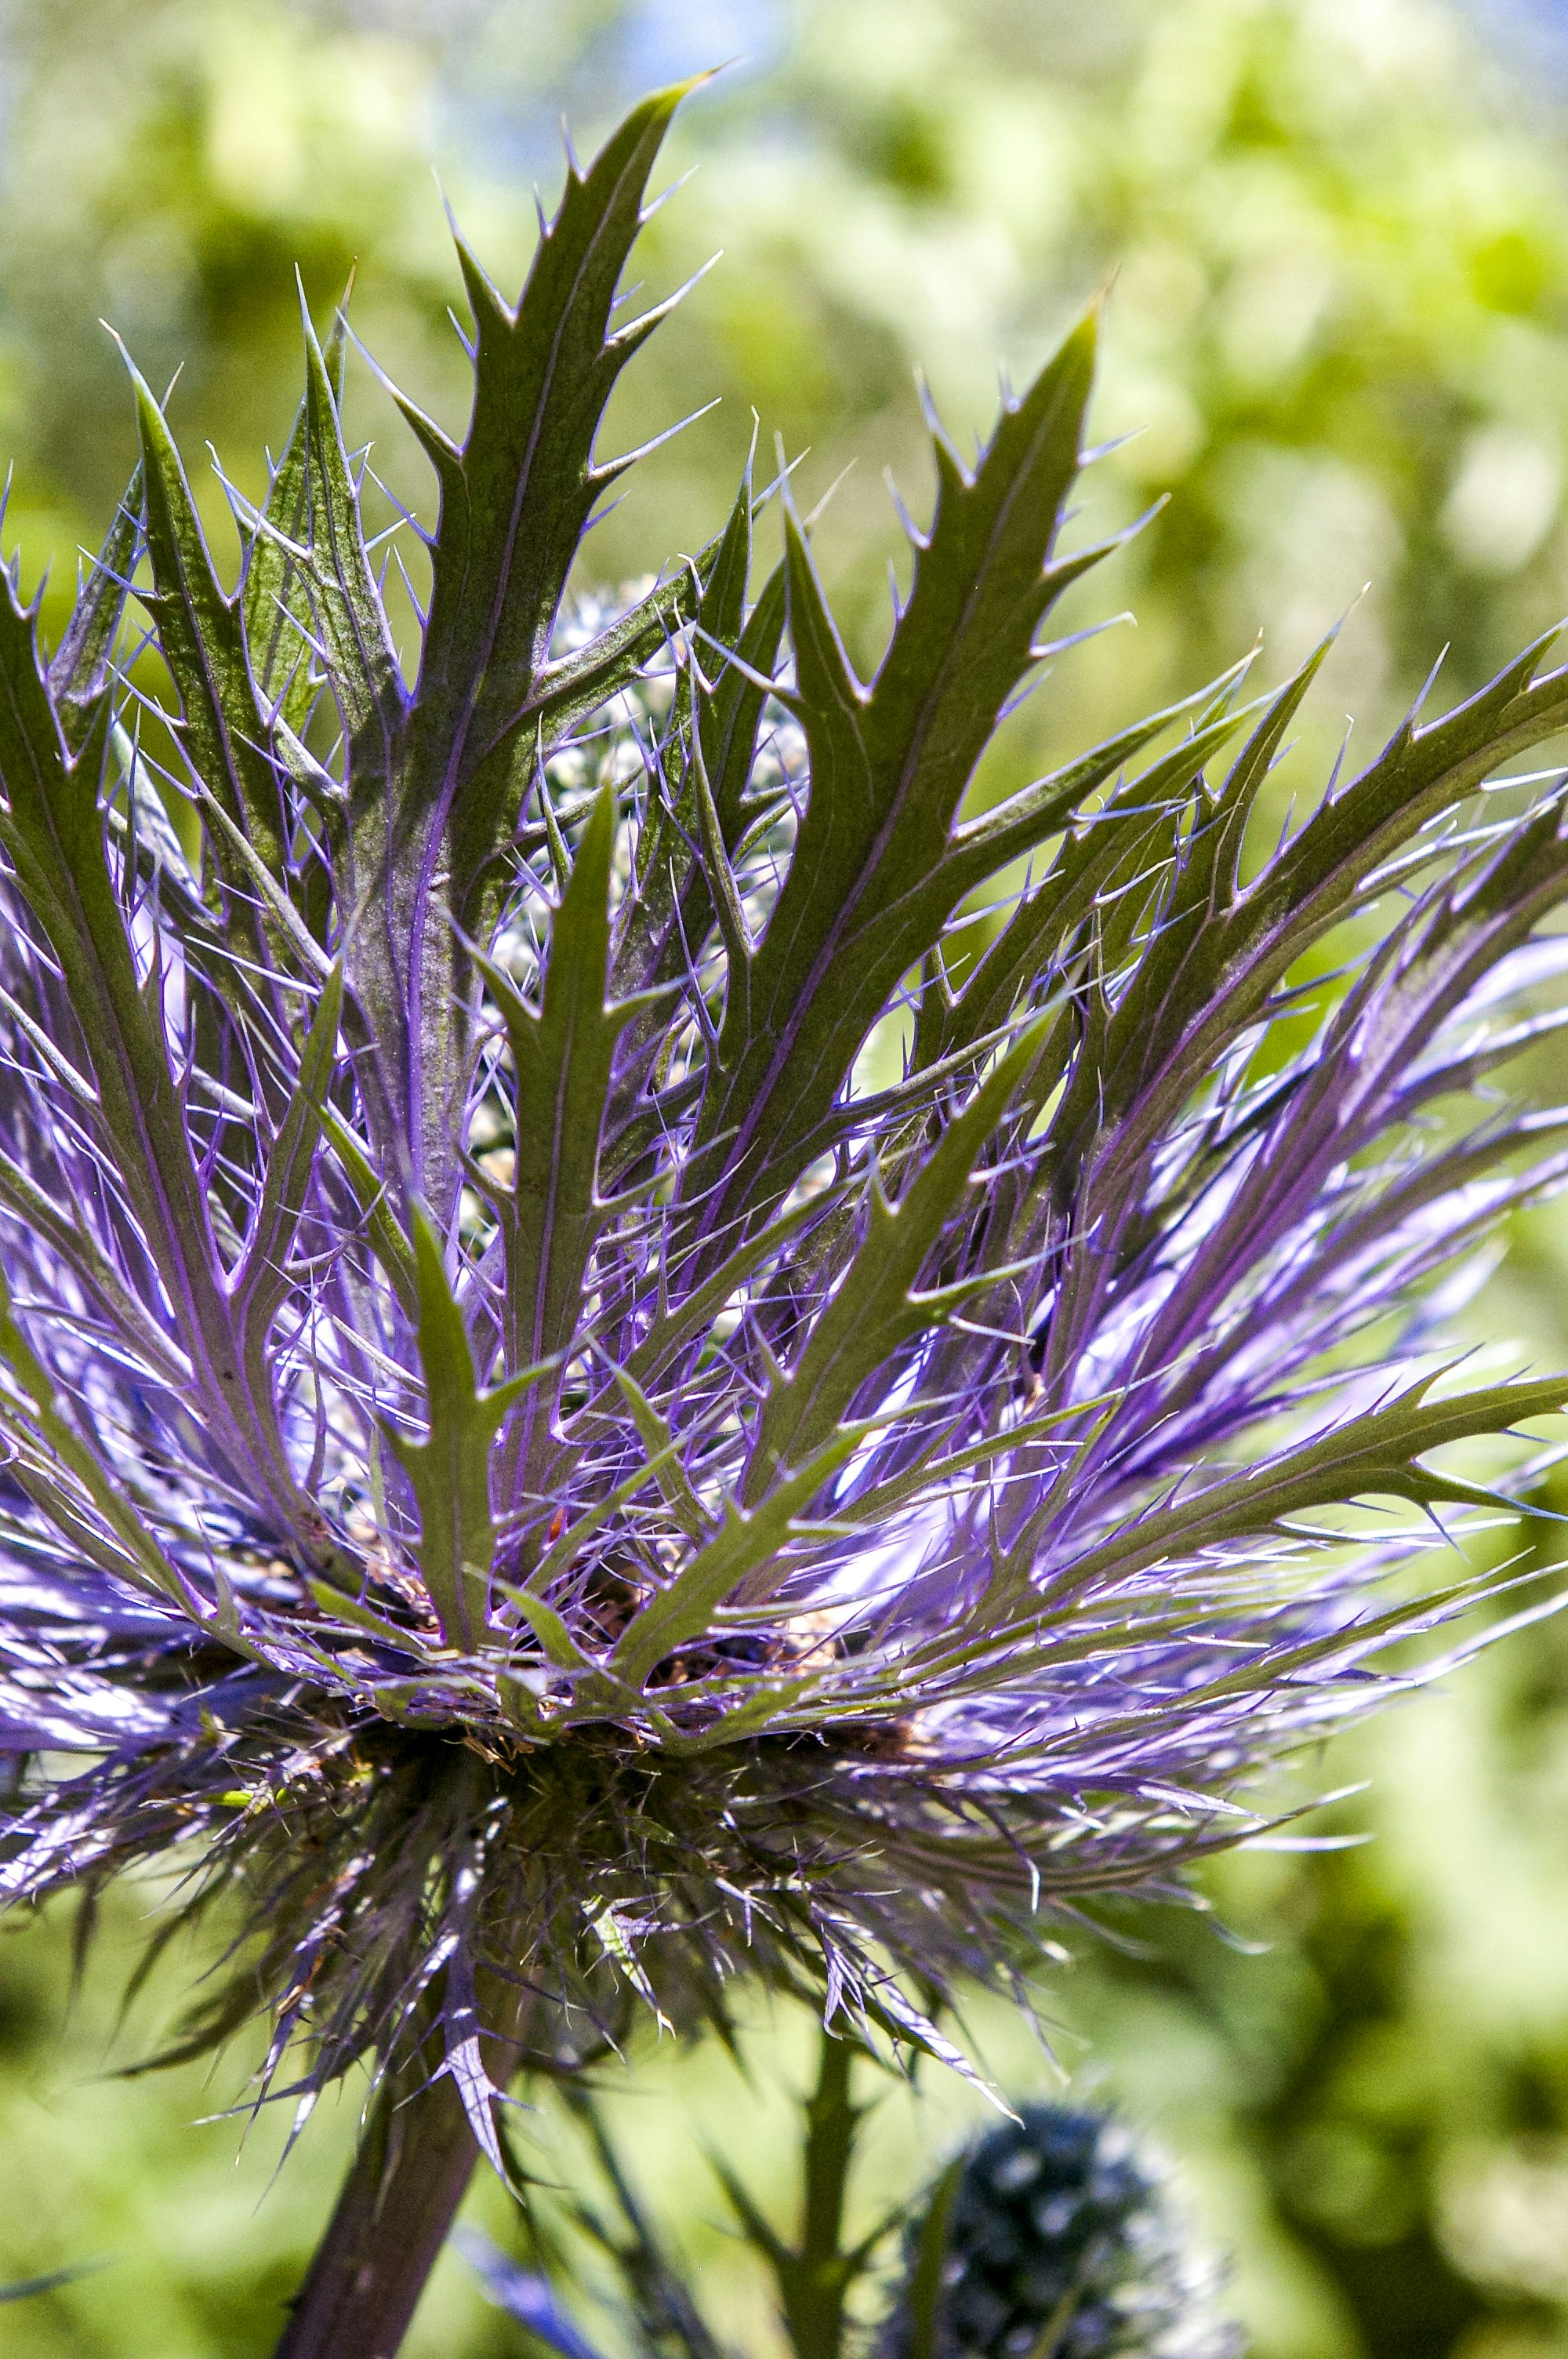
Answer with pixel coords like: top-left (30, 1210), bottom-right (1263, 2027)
top-left (7, 1), bottom-right (1568, 2354)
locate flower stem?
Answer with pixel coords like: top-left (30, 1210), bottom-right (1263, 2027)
top-left (784, 2029), bottom-right (858, 2359)
top-left (274, 1959), bottom-right (534, 2359)
top-left (271, 2048), bottom-right (485, 2359)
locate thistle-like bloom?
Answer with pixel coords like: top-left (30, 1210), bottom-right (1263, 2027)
top-left (4, 76), bottom-right (1568, 2354)
top-left (884, 2103), bottom-right (1239, 2358)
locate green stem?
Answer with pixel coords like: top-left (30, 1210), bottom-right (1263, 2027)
top-left (781, 2028), bottom-right (859, 2359)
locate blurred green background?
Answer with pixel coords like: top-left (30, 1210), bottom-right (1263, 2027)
top-left (11, 0), bottom-right (1568, 2351)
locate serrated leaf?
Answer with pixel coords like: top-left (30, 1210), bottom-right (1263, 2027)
top-left (404, 79), bottom-right (699, 889)
top-left (686, 319), bottom-right (1100, 1248)
top-left (316, 1098), bottom-right (419, 1319)
top-left (243, 300), bottom-right (337, 736)
top-left (297, 301), bottom-right (406, 760)
top-left (0, 580), bottom-right (308, 1532)
top-left (385, 1206), bottom-right (554, 1648)
top-left (615, 463), bottom-right (788, 995)
top-left (232, 964), bottom-right (345, 1346)
top-left (745, 1019), bottom-right (1049, 1496)
top-left (123, 353), bottom-right (285, 894)
top-left (609, 1423), bottom-right (868, 1690)
top-left (482, 784), bottom-right (647, 1520)
top-left (340, 85), bottom-right (724, 1218)
top-left (613, 1366), bottom-right (713, 1541)
top-left (1018, 1372), bottom-right (1568, 1612)
top-left (48, 463), bottom-right (143, 754)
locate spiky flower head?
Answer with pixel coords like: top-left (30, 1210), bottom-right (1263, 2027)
top-left (2, 81), bottom-right (1568, 2147)
top-left (884, 2103), bottom-right (1240, 2359)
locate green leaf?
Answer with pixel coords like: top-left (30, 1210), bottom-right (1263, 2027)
top-left (122, 351), bottom-right (286, 897)
top-left (1037, 655), bottom-right (1322, 1206)
top-left (241, 290), bottom-right (350, 735)
top-left (384, 1205), bottom-right (554, 1649)
top-left (193, 775), bottom-right (335, 978)
top-left (232, 964), bottom-right (345, 1351)
top-left (343, 79), bottom-right (710, 1218)
top-left (0, 580), bottom-right (307, 1528)
top-left (296, 298), bottom-right (406, 762)
top-left (609, 1423), bottom-right (868, 1690)
top-left (481, 784), bottom-right (648, 1519)
top-left (615, 458), bottom-right (789, 1002)
top-left (618, 1183), bottom-right (840, 1398)
top-left (401, 79), bottom-right (701, 896)
top-left (686, 318), bottom-right (1100, 1246)
top-left (316, 1098), bottom-right (419, 1319)
top-left (900, 2157), bottom-right (964, 2359)
top-left (48, 463), bottom-right (143, 754)
top-left (709, 2031), bottom-right (874, 2359)
top-left (613, 1366), bottom-right (713, 1541)
top-left (1116, 634), bottom-right (1568, 1192)
top-left (306, 1578), bottom-right (422, 1654)
top-left (743, 1018), bottom-right (1049, 1496)
top-left (913, 660), bottom-right (1258, 1072)
top-left (1003, 1372), bottom-right (1568, 1619)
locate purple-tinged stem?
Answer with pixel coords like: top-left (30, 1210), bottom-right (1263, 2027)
top-left (274, 1974), bottom-right (532, 2359)
top-left (272, 2059), bottom-right (481, 2359)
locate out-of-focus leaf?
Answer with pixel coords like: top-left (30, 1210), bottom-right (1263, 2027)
top-left (0, 2258), bottom-right (111, 2303)
top-left (455, 2227), bottom-right (611, 2359)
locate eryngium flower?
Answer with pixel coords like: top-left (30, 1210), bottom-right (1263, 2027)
top-left (884, 2103), bottom-right (1239, 2359)
top-left (2, 68), bottom-right (1568, 2260)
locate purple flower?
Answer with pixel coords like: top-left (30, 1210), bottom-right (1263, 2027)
top-left (2, 78), bottom-right (1568, 2347)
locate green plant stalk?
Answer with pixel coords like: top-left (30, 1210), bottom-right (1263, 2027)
top-left (713, 2026), bottom-right (868, 2359)
top-left (788, 2031), bottom-right (860, 2359)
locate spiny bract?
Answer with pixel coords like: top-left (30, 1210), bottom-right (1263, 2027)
top-left (3, 82), bottom-right (1568, 2147)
